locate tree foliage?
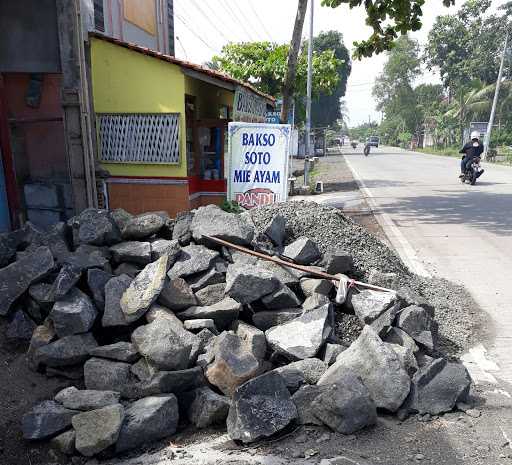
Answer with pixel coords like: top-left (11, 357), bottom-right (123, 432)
top-left (322, 0), bottom-right (454, 58)
top-left (212, 41), bottom-right (341, 100)
top-left (310, 31), bottom-right (352, 128)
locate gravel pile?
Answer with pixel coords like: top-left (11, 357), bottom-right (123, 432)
top-left (250, 201), bottom-right (483, 355)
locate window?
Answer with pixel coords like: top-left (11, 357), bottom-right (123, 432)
top-left (94, 0), bottom-right (105, 32)
top-left (98, 114), bottom-right (180, 164)
top-left (167, 0), bottom-right (175, 56)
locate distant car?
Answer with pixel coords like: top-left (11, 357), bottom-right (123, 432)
top-left (366, 136), bottom-right (380, 147)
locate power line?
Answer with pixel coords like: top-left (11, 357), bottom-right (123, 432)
top-left (218, 0), bottom-right (256, 41)
top-left (200, 1), bottom-right (245, 43)
top-left (247, 1), bottom-right (273, 41)
top-left (174, 13), bottom-right (219, 54)
top-left (187, 0), bottom-right (232, 44)
top-left (230, 0), bottom-right (262, 41)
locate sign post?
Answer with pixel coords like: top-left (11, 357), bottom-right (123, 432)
top-left (228, 122), bottom-right (291, 209)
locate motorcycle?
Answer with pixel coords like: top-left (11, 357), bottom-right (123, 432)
top-left (461, 157), bottom-right (484, 185)
top-left (351, 142), bottom-right (358, 149)
top-left (363, 144), bottom-right (370, 156)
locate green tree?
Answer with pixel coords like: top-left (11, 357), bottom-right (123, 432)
top-left (310, 31), bottom-right (352, 128)
top-left (212, 41), bottom-right (341, 103)
top-left (322, 0), bottom-right (455, 58)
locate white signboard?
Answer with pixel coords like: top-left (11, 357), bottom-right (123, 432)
top-left (228, 122), bottom-right (291, 209)
top-left (232, 86), bottom-right (268, 123)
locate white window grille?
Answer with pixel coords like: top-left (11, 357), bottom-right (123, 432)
top-left (98, 114), bottom-right (180, 164)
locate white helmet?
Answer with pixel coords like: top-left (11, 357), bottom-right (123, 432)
top-left (471, 131), bottom-right (480, 140)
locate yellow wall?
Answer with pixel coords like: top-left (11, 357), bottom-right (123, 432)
top-left (90, 37), bottom-right (187, 177)
top-left (184, 76), bottom-right (233, 119)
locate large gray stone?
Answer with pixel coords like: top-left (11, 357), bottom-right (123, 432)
top-left (158, 277), bottom-right (197, 310)
top-left (191, 204), bottom-right (255, 246)
top-left (123, 367), bottom-right (205, 399)
top-left (225, 263), bottom-right (280, 304)
top-left (188, 265), bottom-right (225, 292)
top-left (0, 246), bottom-right (54, 316)
top-left (131, 317), bottom-right (197, 370)
top-left (388, 343), bottom-right (418, 377)
top-left (110, 241), bottom-right (152, 265)
top-left (397, 287), bottom-right (435, 317)
top-left (397, 305), bottom-right (435, 351)
top-left (87, 269), bottom-right (113, 310)
top-left (151, 238), bottom-right (181, 262)
top-left (261, 285), bottom-right (301, 310)
top-left (322, 248), bottom-right (353, 274)
top-left (35, 333), bottom-right (98, 367)
top-left (122, 212), bottom-right (166, 240)
top-left (168, 244), bottom-right (219, 279)
top-left (145, 304), bottom-right (183, 326)
top-left (257, 260), bottom-right (300, 289)
top-left (195, 283), bottom-right (226, 306)
top-left (89, 342), bottom-right (140, 363)
top-left (311, 372), bottom-right (377, 434)
top-left (7, 310), bottom-right (37, 341)
top-left (321, 343), bottom-right (347, 366)
top-left (300, 278), bottom-right (333, 298)
top-left (283, 237), bottom-right (321, 265)
top-left (318, 326), bottom-right (410, 412)
top-left (76, 209), bottom-right (121, 246)
top-left (291, 385), bottom-right (328, 426)
top-left (227, 371), bottom-right (298, 443)
top-left (102, 274), bottom-right (133, 327)
top-left (72, 404), bottom-right (124, 457)
top-left (0, 230), bottom-right (19, 268)
top-left (51, 430), bottom-right (76, 455)
top-left (402, 358), bottom-right (471, 415)
top-left (64, 248), bottom-right (110, 271)
top-left (383, 327), bottom-right (419, 354)
top-left (130, 358), bottom-right (159, 382)
top-left (115, 395), bottom-right (179, 453)
top-left (184, 319), bottom-right (218, 334)
top-left (50, 264), bottom-right (82, 300)
top-left (265, 304), bottom-right (332, 361)
top-left (252, 308), bottom-right (303, 331)
top-left (352, 289), bottom-right (401, 336)
top-left (206, 332), bottom-right (264, 396)
top-left (84, 358), bottom-right (132, 392)
top-left (50, 288), bottom-right (97, 337)
top-left (28, 282), bottom-right (55, 311)
top-left (172, 211), bottom-right (194, 245)
top-left (273, 358), bottom-right (328, 393)
top-left (121, 255), bottom-right (169, 323)
top-left (262, 214), bottom-right (286, 247)
top-left (111, 208), bottom-right (133, 232)
top-left (113, 262), bottom-right (140, 277)
top-left (177, 297), bottom-right (241, 330)
top-left (22, 400), bottom-right (79, 440)
top-left (302, 293), bottom-right (331, 312)
top-left (188, 387), bottom-right (230, 428)
top-left (234, 321), bottom-right (267, 360)
top-left (55, 386), bottom-right (120, 411)
top-left (27, 319), bottom-right (57, 370)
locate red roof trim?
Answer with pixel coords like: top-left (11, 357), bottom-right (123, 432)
top-left (89, 32), bottom-right (275, 103)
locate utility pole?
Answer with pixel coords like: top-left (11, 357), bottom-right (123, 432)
top-left (304, 0), bottom-right (314, 187)
top-left (483, 29), bottom-right (509, 160)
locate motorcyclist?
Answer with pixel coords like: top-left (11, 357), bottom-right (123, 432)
top-left (459, 131), bottom-right (484, 178)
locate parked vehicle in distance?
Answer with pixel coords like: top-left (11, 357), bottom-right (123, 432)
top-left (366, 136), bottom-right (380, 147)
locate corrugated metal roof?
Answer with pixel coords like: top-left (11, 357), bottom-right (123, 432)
top-left (89, 32), bottom-right (275, 103)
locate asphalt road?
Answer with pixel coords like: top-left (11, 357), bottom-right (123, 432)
top-left (343, 146), bottom-right (512, 387)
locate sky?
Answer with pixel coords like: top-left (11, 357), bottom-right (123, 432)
top-left (173, 0), bottom-right (504, 126)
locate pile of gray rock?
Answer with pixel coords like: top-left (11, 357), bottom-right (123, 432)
top-left (0, 204), bottom-right (471, 459)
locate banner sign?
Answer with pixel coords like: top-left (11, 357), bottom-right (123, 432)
top-left (233, 86), bottom-right (268, 123)
top-left (228, 122), bottom-right (291, 209)
top-left (265, 111), bottom-right (281, 124)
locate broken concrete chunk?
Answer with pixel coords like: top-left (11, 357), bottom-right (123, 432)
top-left (0, 246), bottom-right (54, 316)
top-left (191, 204), bottom-right (255, 246)
top-left (84, 358), bottom-right (132, 392)
top-left (318, 326), bottom-right (410, 412)
top-left (252, 308), bottom-right (303, 331)
top-left (110, 241), bottom-right (152, 266)
top-left (227, 371), bottom-right (297, 443)
top-left (225, 263), bottom-right (280, 304)
top-left (300, 278), bottom-right (333, 298)
top-left (168, 244), bottom-right (219, 280)
top-left (283, 237), bottom-right (321, 265)
top-left (89, 342), bottom-right (140, 363)
top-left (322, 248), bottom-right (353, 274)
top-left (397, 305), bottom-right (435, 351)
top-left (158, 277), bottom-right (197, 310)
top-left (35, 333), bottom-right (97, 367)
top-left (266, 304), bottom-right (332, 361)
top-left (177, 297), bottom-right (241, 330)
top-left (55, 386), bottom-right (120, 411)
top-left (122, 212), bottom-right (166, 240)
top-left (206, 331), bottom-right (265, 396)
top-left (311, 372), bottom-right (377, 434)
top-left (22, 400), bottom-right (79, 440)
top-left (195, 283), bottom-right (226, 306)
top-left (50, 288), bottom-right (97, 337)
top-left (273, 358), bottom-right (328, 393)
top-left (72, 404), bottom-right (124, 457)
top-left (401, 358), bottom-right (471, 416)
top-left (261, 284), bottom-right (301, 310)
top-left (131, 317), bottom-right (197, 370)
top-left (187, 387), bottom-right (230, 428)
top-left (115, 395), bottom-right (179, 453)
top-left (102, 274), bottom-right (133, 327)
top-left (120, 255), bottom-right (168, 323)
